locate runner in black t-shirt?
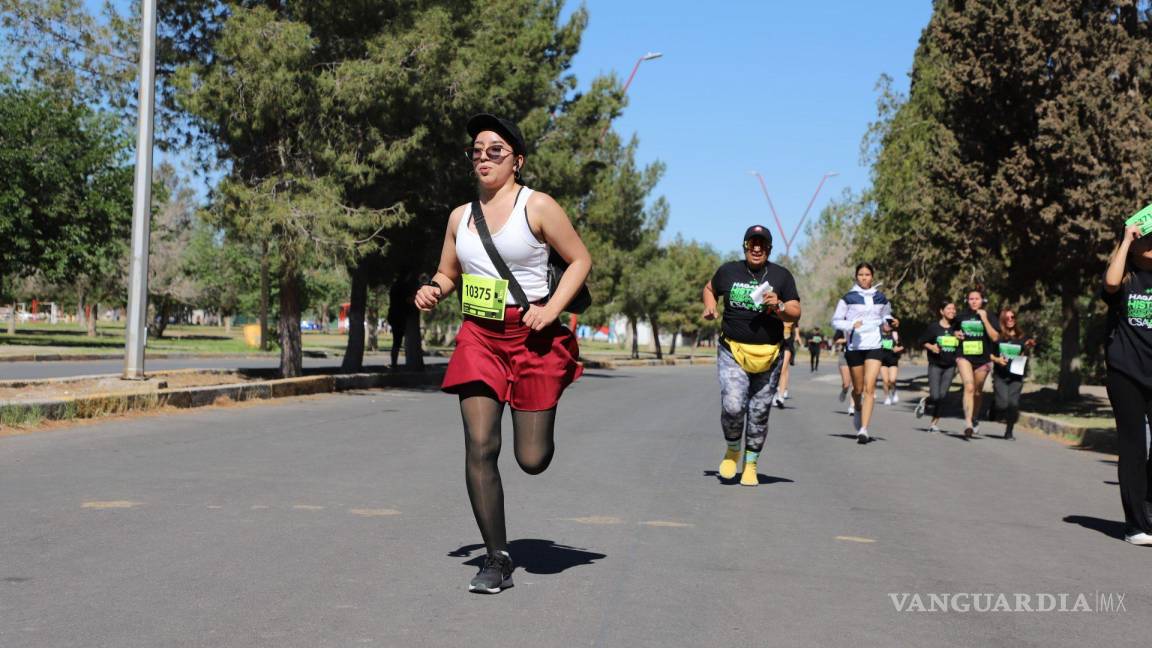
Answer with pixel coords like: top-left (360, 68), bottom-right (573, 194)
top-left (915, 301), bottom-right (959, 433)
top-left (702, 225), bottom-right (801, 486)
top-left (879, 323), bottom-right (904, 406)
top-left (988, 308), bottom-right (1035, 440)
top-left (1103, 222), bottom-right (1152, 546)
top-left (808, 327), bottom-right (824, 372)
top-left (954, 289), bottom-right (1000, 438)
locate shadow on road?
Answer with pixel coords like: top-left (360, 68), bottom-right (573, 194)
top-left (579, 372), bottom-right (629, 380)
top-left (702, 470), bottom-right (794, 486)
top-left (1063, 515), bottom-right (1126, 540)
top-left (826, 434), bottom-right (886, 443)
top-left (448, 539), bottom-right (606, 575)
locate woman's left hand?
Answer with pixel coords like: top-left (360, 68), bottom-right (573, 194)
top-left (522, 303), bottom-right (560, 331)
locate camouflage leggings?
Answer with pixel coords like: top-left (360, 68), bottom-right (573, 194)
top-left (717, 344), bottom-right (782, 454)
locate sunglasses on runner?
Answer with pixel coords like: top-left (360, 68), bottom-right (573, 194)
top-left (466, 144), bottom-right (514, 163)
top-left (743, 239), bottom-right (769, 251)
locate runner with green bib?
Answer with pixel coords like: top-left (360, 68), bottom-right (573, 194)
top-left (807, 328), bottom-right (824, 372)
top-left (915, 301), bottom-right (960, 433)
top-left (989, 309), bottom-right (1035, 440)
top-left (702, 225), bottom-right (801, 486)
top-left (954, 289), bottom-right (1000, 438)
top-left (414, 113), bottom-right (591, 593)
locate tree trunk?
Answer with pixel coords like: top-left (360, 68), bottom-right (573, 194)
top-left (319, 303), bottom-right (329, 334)
top-left (651, 317), bottom-right (663, 360)
top-left (404, 309), bottom-right (424, 370)
top-left (341, 266), bottom-right (368, 373)
top-left (278, 268), bottom-right (304, 378)
top-left (224, 315), bottom-right (233, 335)
top-left (1057, 277), bottom-right (1081, 400)
top-left (668, 326), bottom-right (680, 355)
top-left (259, 240), bottom-right (270, 352)
top-left (86, 302), bottom-right (98, 337)
top-left (6, 302), bottom-right (15, 335)
top-left (366, 290), bottom-right (379, 352)
top-left (630, 318), bottom-right (639, 359)
top-left (77, 290), bottom-right (86, 329)
top-left (148, 297), bottom-right (170, 339)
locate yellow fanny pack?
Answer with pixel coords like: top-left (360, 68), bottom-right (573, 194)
top-left (726, 339), bottom-right (782, 374)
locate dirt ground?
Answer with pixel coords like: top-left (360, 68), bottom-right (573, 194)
top-left (0, 371), bottom-right (261, 403)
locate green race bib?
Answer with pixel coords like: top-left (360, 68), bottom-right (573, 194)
top-left (461, 273), bottom-right (508, 320)
top-left (960, 320), bottom-right (984, 337)
top-left (999, 342), bottom-right (1022, 358)
top-left (881, 339), bottom-right (894, 350)
top-left (811, 336), bottom-right (823, 344)
top-left (937, 335), bottom-right (959, 352)
top-left (962, 340), bottom-right (983, 356)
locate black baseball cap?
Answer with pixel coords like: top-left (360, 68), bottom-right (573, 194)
top-left (467, 113), bottom-right (527, 156)
top-left (743, 224), bottom-right (772, 244)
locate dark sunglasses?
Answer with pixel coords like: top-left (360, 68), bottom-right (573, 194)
top-left (466, 144), bottom-right (514, 163)
top-left (743, 240), bottom-right (769, 251)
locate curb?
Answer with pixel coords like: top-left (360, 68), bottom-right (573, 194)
top-left (0, 368), bottom-right (446, 426)
top-left (1016, 411), bottom-right (1117, 454)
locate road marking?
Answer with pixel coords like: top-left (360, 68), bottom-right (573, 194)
top-left (207, 505), bottom-right (223, 509)
top-left (348, 508), bottom-right (401, 517)
top-left (562, 516), bottom-right (623, 525)
top-left (81, 501), bottom-right (141, 509)
top-left (250, 505), bottom-right (270, 510)
top-left (835, 535), bottom-right (876, 543)
top-left (640, 520), bottom-right (694, 528)
top-left (292, 505), bottom-right (325, 511)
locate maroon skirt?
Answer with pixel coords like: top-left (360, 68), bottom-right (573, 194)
top-left (442, 306), bottom-right (583, 411)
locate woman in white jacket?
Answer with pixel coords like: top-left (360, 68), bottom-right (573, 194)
top-left (831, 263), bottom-right (895, 443)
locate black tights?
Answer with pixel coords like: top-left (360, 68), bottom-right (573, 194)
top-left (460, 384), bottom-right (557, 553)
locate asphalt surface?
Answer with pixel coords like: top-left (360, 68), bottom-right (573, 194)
top-left (0, 362), bottom-right (1145, 647)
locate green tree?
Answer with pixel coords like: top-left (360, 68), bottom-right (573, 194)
top-left (0, 82), bottom-right (132, 334)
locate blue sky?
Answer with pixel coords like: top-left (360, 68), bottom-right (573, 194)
top-left (560, 1), bottom-right (933, 256)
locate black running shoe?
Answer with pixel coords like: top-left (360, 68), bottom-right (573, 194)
top-left (469, 551), bottom-right (514, 594)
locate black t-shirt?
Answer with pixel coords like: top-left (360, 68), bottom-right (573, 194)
top-left (710, 260), bottom-right (800, 345)
top-left (919, 320), bottom-right (960, 368)
top-left (1104, 269), bottom-right (1152, 387)
top-left (955, 309), bottom-right (999, 365)
top-left (992, 331), bottom-right (1029, 381)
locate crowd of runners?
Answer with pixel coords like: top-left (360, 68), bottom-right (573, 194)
top-left (415, 111), bottom-right (1152, 594)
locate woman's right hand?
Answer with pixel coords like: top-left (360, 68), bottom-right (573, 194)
top-left (852, 320), bottom-right (863, 330)
top-left (1125, 224), bottom-right (1144, 243)
top-left (414, 285), bottom-right (442, 311)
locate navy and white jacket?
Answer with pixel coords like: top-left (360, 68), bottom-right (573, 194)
top-left (831, 285), bottom-right (892, 351)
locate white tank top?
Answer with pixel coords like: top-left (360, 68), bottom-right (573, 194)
top-left (455, 187), bottom-right (549, 305)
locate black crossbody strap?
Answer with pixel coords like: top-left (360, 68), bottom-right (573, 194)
top-left (471, 199), bottom-right (531, 313)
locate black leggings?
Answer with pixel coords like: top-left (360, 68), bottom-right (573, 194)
top-left (927, 364), bottom-right (956, 418)
top-left (1106, 370), bottom-right (1152, 534)
top-left (459, 383), bottom-right (557, 553)
top-left (809, 346), bottom-right (821, 371)
top-left (992, 374), bottom-right (1023, 434)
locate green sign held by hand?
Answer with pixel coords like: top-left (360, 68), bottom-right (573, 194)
top-left (1126, 202), bottom-right (1152, 236)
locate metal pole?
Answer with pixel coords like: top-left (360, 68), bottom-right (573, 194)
top-left (749, 172), bottom-right (790, 255)
top-left (786, 172), bottom-right (839, 249)
top-left (123, 0), bottom-right (157, 380)
top-left (599, 52), bottom-right (663, 143)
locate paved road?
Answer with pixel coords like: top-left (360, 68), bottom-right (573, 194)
top-left (0, 363), bottom-right (1144, 647)
top-left (0, 356), bottom-right (440, 381)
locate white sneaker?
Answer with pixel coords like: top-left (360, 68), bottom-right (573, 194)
top-left (883, 395), bottom-right (892, 406)
top-left (848, 403), bottom-right (856, 416)
top-left (1124, 531), bottom-right (1152, 546)
top-left (856, 428), bottom-right (870, 444)
top-left (892, 392), bottom-right (899, 404)
top-left (915, 397), bottom-right (927, 419)
top-left (782, 390), bottom-right (790, 400)
top-left (928, 424), bottom-right (941, 433)
top-left (973, 424), bottom-right (981, 436)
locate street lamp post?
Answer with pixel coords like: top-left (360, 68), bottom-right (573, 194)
top-left (123, 0), bottom-right (157, 380)
top-left (598, 51), bottom-right (663, 143)
top-left (748, 171), bottom-right (839, 257)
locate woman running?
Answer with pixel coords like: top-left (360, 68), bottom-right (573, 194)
top-left (1102, 222), bottom-right (1152, 545)
top-left (831, 263), bottom-right (892, 444)
top-left (702, 225), bottom-right (801, 486)
top-left (414, 113), bottom-right (591, 593)
top-left (879, 322), bottom-right (904, 405)
top-left (808, 327), bottom-right (824, 372)
top-left (988, 309), bottom-right (1035, 440)
top-left (776, 321), bottom-right (797, 404)
top-left (915, 301), bottom-right (960, 433)
top-left (954, 289), bottom-right (1000, 438)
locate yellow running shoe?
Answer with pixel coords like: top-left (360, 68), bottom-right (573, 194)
top-left (740, 462), bottom-right (759, 486)
top-left (719, 448), bottom-right (740, 479)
